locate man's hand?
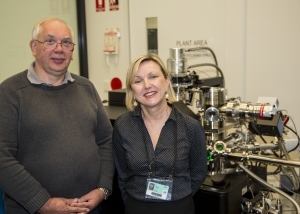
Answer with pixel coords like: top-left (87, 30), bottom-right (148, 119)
top-left (70, 189), bottom-right (104, 212)
top-left (38, 198), bottom-right (89, 214)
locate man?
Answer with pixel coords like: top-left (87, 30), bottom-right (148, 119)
top-left (0, 17), bottom-right (114, 214)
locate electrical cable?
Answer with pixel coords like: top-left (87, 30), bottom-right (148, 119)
top-left (267, 165), bottom-right (282, 175)
top-left (272, 174), bottom-right (300, 195)
top-left (248, 186), bottom-right (255, 199)
top-left (259, 135), bottom-right (279, 158)
top-left (187, 63), bottom-right (225, 87)
top-left (248, 120), bottom-right (280, 158)
top-left (286, 126), bottom-right (300, 140)
top-left (284, 116), bottom-right (300, 153)
top-left (190, 69), bottom-right (211, 78)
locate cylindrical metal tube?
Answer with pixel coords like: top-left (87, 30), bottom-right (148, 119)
top-left (238, 143), bottom-right (278, 151)
top-left (275, 199), bottom-right (282, 214)
top-left (199, 87), bottom-right (226, 108)
top-left (228, 153), bottom-right (300, 168)
top-left (167, 48), bottom-right (187, 75)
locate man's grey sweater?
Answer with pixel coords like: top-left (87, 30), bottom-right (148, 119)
top-left (0, 70), bottom-right (114, 213)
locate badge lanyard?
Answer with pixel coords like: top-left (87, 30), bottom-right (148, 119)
top-left (143, 111), bottom-right (178, 179)
top-left (143, 110), bottom-right (178, 200)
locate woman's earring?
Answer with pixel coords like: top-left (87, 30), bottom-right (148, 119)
top-left (134, 99), bottom-right (138, 106)
top-left (165, 92), bottom-right (169, 100)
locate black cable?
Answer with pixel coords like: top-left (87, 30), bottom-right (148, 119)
top-left (248, 120), bottom-right (279, 158)
top-left (259, 135), bottom-right (268, 144)
top-left (281, 126), bottom-right (300, 153)
top-left (267, 165), bottom-right (282, 175)
top-left (187, 63), bottom-right (225, 87)
top-left (285, 125), bottom-right (300, 141)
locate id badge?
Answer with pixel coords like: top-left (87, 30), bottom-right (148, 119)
top-left (145, 177), bottom-right (173, 200)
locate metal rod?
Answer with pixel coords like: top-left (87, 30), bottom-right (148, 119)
top-left (228, 153), bottom-right (300, 168)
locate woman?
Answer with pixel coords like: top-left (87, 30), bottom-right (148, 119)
top-left (112, 54), bottom-right (207, 214)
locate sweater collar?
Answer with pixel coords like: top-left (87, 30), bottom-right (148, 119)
top-left (27, 62), bottom-right (75, 86)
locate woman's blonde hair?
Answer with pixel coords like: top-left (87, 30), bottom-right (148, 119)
top-left (125, 53), bottom-right (176, 111)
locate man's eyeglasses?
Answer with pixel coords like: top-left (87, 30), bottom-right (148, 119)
top-left (35, 39), bottom-right (75, 51)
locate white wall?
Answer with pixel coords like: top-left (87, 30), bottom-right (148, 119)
top-left (85, 0), bottom-right (130, 101)
top-left (0, 0), bottom-right (79, 82)
top-left (245, 1), bottom-right (300, 136)
top-left (128, 0), bottom-right (248, 99)
top-left (6, 1), bottom-right (295, 135)
top-left (128, 0), bottom-right (300, 136)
